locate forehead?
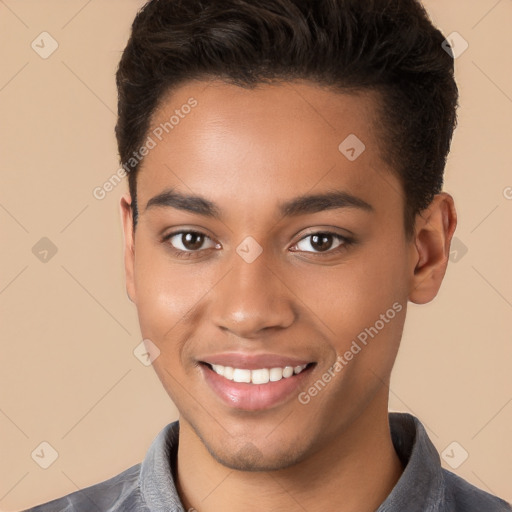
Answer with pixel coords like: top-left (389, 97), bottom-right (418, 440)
top-left (137, 79), bottom-right (402, 219)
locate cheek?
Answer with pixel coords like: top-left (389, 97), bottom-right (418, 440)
top-left (303, 248), bottom-right (407, 340)
top-left (341, 243), bottom-right (408, 372)
top-left (132, 239), bottom-right (209, 346)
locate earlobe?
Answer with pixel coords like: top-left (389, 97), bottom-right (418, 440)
top-left (408, 192), bottom-right (457, 305)
top-left (120, 193), bottom-right (136, 304)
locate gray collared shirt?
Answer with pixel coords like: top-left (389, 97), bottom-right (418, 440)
top-left (24, 412), bottom-right (511, 511)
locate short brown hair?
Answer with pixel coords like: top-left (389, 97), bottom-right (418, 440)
top-left (115, 0), bottom-right (459, 237)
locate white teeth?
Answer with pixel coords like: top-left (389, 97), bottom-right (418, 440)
top-left (282, 366), bottom-right (294, 378)
top-left (269, 367), bottom-right (283, 381)
top-left (251, 368), bottom-right (270, 385)
top-left (211, 364), bottom-right (224, 376)
top-left (209, 364), bottom-right (308, 384)
top-left (233, 368), bottom-right (251, 383)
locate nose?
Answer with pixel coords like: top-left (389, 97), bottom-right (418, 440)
top-left (209, 248), bottom-right (296, 339)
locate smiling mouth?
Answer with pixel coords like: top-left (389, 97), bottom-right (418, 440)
top-left (201, 362), bottom-right (314, 385)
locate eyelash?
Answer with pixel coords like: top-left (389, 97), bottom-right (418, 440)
top-left (161, 230), bottom-right (355, 260)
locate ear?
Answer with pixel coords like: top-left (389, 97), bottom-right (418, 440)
top-left (120, 192), bottom-right (136, 304)
top-left (408, 192), bottom-right (457, 304)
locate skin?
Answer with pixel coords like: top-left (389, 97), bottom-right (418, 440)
top-left (120, 79), bottom-right (457, 512)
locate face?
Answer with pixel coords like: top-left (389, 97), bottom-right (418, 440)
top-left (121, 79), bottom-right (437, 471)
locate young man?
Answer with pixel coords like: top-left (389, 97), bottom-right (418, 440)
top-left (25, 0), bottom-right (511, 510)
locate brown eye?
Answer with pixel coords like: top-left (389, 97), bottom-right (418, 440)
top-left (310, 234), bottom-right (335, 252)
top-left (292, 232), bottom-right (352, 254)
top-left (165, 231), bottom-right (217, 253)
top-left (181, 232), bottom-right (205, 251)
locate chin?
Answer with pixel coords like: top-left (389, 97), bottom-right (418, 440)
top-left (204, 437), bottom-right (309, 472)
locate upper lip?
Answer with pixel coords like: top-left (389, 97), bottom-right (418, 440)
top-left (199, 352), bottom-right (313, 370)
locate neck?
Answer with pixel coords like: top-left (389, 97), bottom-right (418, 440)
top-left (175, 395), bottom-right (403, 512)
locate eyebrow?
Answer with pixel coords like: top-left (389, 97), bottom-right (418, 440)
top-left (144, 188), bottom-right (374, 219)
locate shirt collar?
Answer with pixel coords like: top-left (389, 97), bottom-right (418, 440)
top-left (139, 412), bottom-right (444, 511)
top-left (377, 412), bottom-right (444, 511)
top-left (139, 420), bottom-right (184, 512)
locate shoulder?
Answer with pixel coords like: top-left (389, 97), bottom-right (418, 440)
top-left (22, 463), bottom-right (147, 512)
top-left (442, 468), bottom-right (512, 511)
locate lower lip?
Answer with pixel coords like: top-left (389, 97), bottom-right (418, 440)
top-left (201, 364), bottom-right (314, 411)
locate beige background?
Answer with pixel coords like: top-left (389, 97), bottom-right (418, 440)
top-left (0, 0), bottom-right (511, 510)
